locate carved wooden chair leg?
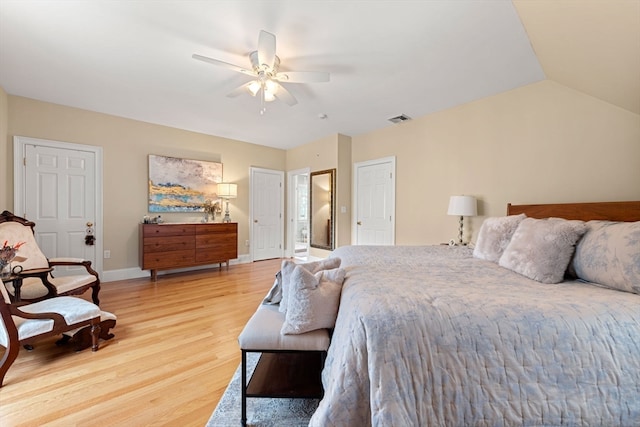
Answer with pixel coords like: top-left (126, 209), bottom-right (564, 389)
top-left (91, 321), bottom-right (100, 351)
top-left (91, 284), bottom-right (101, 306)
top-left (0, 337), bottom-right (20, 387)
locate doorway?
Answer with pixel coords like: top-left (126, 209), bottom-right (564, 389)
top-left (250, 167), bottom-right (284, 261)
top-left (353, 156), bottom-right (396, 245)
top-left (287, 168), bottom-right (310, 259)
top-left (13, 136), bottom-right (104, 276)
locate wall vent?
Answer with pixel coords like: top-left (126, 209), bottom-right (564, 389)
top-left (388, 114), bottom-right (411, 124)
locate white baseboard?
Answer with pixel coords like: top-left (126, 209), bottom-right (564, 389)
top-left (101, 255), bottom-right (252, 283)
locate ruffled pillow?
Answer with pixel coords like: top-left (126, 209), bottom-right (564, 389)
top-left (278, 257), bottom-right (341, 314)
top-left (499, 218), bottom-right (586, 284)
top-left (473, 214), bottom-right (526, 263)
top-left (281, 266), bottom-right (346, 335)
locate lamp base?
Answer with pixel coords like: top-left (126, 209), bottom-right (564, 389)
top-left (222, 200), bottom-right (231, 223)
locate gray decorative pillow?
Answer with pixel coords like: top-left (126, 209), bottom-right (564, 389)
top-left (281, 266), bottom-right (346, 335)
top-left (473, 214), bottom-right (526, 263)
top-left (262, 271), bottom-right (283, 305)
top-left (572, 220), bottom-right (640, 294)
top-left (279, 257), bottom-right (341, 314)
top-left (499, 217), bottom-right (587, 284)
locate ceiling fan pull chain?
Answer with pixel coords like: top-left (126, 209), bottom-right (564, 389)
top-left (260, 85), bottom-right (266, 115)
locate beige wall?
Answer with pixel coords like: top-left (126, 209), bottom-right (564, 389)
top-left (336, 134), bottom-right (352, 247)
top-left (0, 87), bottom-right (8, 210)
top-left (5, 95), bottom-right (285, 272)
top-left (0, 87), bottom-right (8, 212)
top-left (3, 78), bottom-right (639, 274)
top-left (352, 80), bottom-right (640, 245)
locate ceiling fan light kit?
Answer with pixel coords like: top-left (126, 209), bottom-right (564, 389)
top-left (193, 30), bottom-right (330, 114)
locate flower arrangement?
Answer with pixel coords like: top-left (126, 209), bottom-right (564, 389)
top-left (1, 241), bottom-right (25, 263)
top-left (202, 199), bottom-right (220, 222)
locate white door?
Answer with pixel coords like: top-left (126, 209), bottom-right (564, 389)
top-left (14, 136), bottom-right (103, 276)
top-left (287, 168), bottom-right (310, 258)
top-left (250, 167), bottom-right (284, 261)
top-left (353, 156), bottom-right (395, 245)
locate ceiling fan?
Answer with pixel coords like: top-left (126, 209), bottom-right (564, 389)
top-left (193, 30), bottom-right (330, 114)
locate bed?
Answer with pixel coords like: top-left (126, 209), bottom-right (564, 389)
top-left (309, 201), bottom-right (640, 427)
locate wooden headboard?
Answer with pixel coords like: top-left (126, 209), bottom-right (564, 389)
top-left (507, 201), bottom-right (640, 222)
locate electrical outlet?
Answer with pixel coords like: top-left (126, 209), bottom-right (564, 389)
top-left (104, 250), bottom-right (111, 259)
top-left (245, 240), bottom-right (250, 247)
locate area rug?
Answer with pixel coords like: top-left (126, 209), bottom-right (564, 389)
top-left (206, 353), bottom-right (319, 427)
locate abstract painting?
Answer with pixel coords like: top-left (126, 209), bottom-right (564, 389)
top-left (148, 154), bottom-right (223, 212)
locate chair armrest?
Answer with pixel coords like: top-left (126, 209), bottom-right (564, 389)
top-left (9, 304), bottom-right (66, 323)
top-left (17, 267), bottom-right (53, 278)
top-left (49, 257), bottom-right (87, 264)
top-left (48, 259), bottom-right (99, 280)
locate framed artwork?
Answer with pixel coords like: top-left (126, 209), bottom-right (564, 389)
top-left (148, 154), bottom-right (223, 212)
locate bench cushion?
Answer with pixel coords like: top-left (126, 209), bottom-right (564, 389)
top-left (62, 310), bottom-right (117, 337)
top-left (238, 304), bottom-right (329, 351)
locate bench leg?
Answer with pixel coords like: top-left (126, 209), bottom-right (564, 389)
top-left (241, 350), bottom-right (247, 427)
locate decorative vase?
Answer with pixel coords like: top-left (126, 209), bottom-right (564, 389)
top-left (0, 259), bottom-right (12, 279)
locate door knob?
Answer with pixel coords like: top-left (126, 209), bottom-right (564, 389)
top-left (254, 219), bottom-right (258, 223)
top-left (86, 221), bottom-right (93, 227)
top-left (357, 221), bottom-right (362, 225)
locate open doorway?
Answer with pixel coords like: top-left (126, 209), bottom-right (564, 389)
top-left (288, 168), bottom-right (310, 259)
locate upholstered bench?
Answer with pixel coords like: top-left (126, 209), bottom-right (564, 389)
top-left (238, 303), bottom-right (330, 427)
top-left (60, 310), bottom-right (117, 351)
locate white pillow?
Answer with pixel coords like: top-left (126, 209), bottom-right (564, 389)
top-left (473, 214), bottom-right (526, 263)
top-left (281, 266), bottom-right (346, 335)
top-left (279, 257), bottom-right (341, 314)
top-left (499, 217), bottom-right (587, 284)
top-left (572, 220), bottom-right (640, 294)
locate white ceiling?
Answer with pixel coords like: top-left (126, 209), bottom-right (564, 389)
top-left (1, 1), bottom-right (549, 149)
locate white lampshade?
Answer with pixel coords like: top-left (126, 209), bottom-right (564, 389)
top-left (447, 195), bottom-right (477, 217)
top-left (217, 183), bottom-right (237, 199)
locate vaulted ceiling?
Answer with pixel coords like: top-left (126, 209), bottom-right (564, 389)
top-left (0, 1), bottom-right (638, 150)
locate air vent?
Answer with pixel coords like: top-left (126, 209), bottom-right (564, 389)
top-left (388, 114), bottom-right (411, 124)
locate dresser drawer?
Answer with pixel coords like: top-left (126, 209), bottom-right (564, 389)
top-left (143, 235), bottom-right (195, 253)
top-left (196, 223), bottom-right (237, 235)
top-left (196, 243), bottom-right (237, 263)
top-left (143, 249), bottom-right (196, 270)
top-left (143, 224), bottom-right (196, 238)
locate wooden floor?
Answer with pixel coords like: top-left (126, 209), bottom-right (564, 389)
top-left (0, 258), bottom-right (282, 427)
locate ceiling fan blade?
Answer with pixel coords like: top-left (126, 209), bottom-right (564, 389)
top-left (257, 30), bottom-right (276, 69)
top-left (273, 83), bottom-right (297, 106)
top-left (226, 82), bottom-right (253, 98)
top-left (274, 71), bottom-right (330, 83)
top-left (192, 54), bottom-right (255, 76)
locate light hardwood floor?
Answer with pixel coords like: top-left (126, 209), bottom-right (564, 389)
top-left (0, 258), bottom-right (282, 427)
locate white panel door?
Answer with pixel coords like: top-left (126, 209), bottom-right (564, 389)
top-left (353, 157), bottom-right (395, 245)
top-left (18, 139), bottom-right (101, 276)
top-left (251, 167), bottom-right (284, 261)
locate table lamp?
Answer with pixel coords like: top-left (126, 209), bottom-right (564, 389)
top-left (447, 195), bottom-right (477, 245)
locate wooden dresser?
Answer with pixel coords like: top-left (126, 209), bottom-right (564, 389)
top-left (139, 222), bottom-right (238, 280)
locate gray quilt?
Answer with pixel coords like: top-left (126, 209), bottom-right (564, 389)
top-left (310, 245), bottom-right (640, 427)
